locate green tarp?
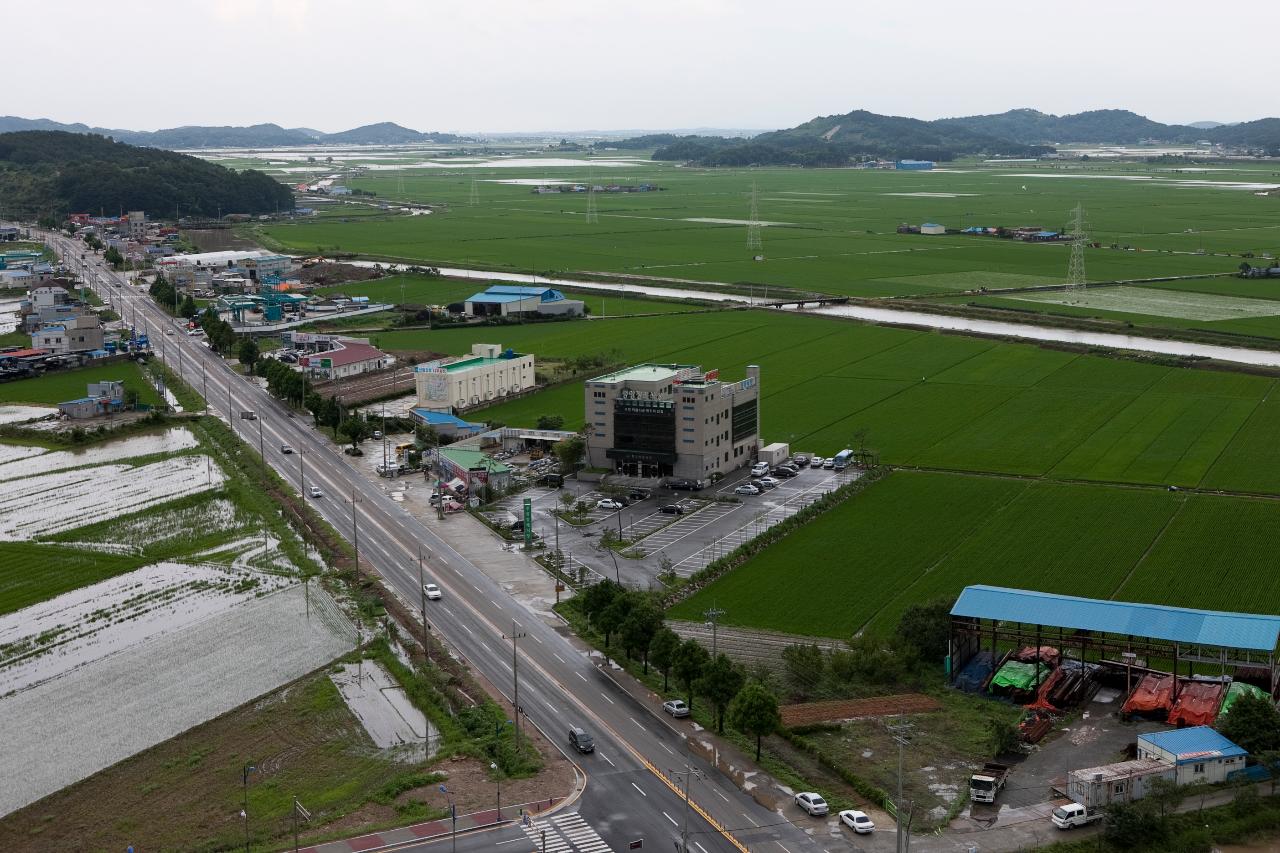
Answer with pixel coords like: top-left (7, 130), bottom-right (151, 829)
top-left (1219, 682), bottom-right (1268, 718)
top-left (990, 660), bottom-right (1041, 692)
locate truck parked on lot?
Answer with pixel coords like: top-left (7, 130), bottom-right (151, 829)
top-left (969, 763), bottom-right (1012, 803)
top-left (1051, 802), bottom-right (1104, 829)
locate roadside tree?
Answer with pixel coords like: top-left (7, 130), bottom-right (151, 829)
top-left (672, 640), bottom-right (710, 713)
top-left (728, 680), bottom-right (781, 761)
top-left (698, 653), bottom-right (745, 733)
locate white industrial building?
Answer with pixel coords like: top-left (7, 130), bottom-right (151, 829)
top-left (414, 343), bottom-right (535, 413)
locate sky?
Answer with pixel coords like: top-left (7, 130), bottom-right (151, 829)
top-left (10, 0), bottom-right (1274, 133)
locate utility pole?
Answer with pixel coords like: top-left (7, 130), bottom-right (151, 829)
top-left (418, 544), bottom-right (431, 662)
top-left (351, 487), bottom-right (362, 581)
top-left (671, 738), bottom-right (704, 853)
top-left (503, 620), bottom-right (527, 753)
top-left (889, 721), bottom-right (914, 853)
top-left (703, 601), bottom-right (726, 657)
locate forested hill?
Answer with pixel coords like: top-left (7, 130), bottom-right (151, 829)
top-left (0, 131), bottom-right (294, 217)
top-left (631, 107), bottom-right (1280, 165)
top-left (644, 109), bottom-right (1049, 166)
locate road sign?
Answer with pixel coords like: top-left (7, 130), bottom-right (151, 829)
top-left (523, 497), bottom-right (533, 546)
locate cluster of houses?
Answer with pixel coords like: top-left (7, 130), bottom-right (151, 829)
top-left (897, 222), bottom-right (1069, 242)
top-left (69, 211), bottom-right (186, 266)
top-left (0, 248), bottom-right (57, 289)
top-left (530, 183), bottom-right (662, 194)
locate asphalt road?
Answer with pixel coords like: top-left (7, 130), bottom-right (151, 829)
top-left (45, 233), bottom-right (827, 853)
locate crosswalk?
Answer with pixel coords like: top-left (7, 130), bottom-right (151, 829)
top-left (521, 811), bottom-right (613, 853)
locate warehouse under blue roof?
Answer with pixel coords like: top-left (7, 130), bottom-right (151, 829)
top-left (951, 585), bottom-right (1280, 652)
top-left (1140, 727), bottom-right (1246, 762)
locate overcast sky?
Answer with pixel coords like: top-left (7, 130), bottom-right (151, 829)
top-left (11, 0), bottom-right (1272, 133)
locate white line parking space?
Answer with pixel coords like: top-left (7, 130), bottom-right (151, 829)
top-left (674, 469), bottom-right (861, 575)
top-left (644, 500), bottom-right (743, 553)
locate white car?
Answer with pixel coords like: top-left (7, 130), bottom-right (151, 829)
top-left (308, 485), bottom-right (323, 498)
top-left (423, 583), bottom-right (442, 600)
top-left (596, 498), bottom-right (624, 511)
top-left (757, 476), bottom-right (781, 488)
top-left (839, 810), bottom-right (875, 833)
top-left (809, 456), bottom-right (825, 468)
top-left (663, 699), bottom-right (690, 718)
top-left (795, 792), bottom-right (828, 816)
top-left (822, 458), bottom-right (836, 469)
top-left (750, 462), bottom-right (770, 477)
top-left (734, 483), bottom-right (761, 496)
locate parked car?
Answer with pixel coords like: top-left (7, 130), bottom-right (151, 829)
top-left (422, 583), bottom-right (442, 600)
top-left (281, 444), bottom-right (294, 454)
top-left (822, 458), bottom-right (836, 469)
top-left (597, 498), bottom-right (624, 511)
top-left (539, 473), bottom-right (564, 488)
top-left (777, 463), bottom-right (800, 474)
top-left (750, 462), bottom-right (770, 477)
top-left (660, 504), bottom-right (685, 515)
top-left (793, 454), bottom-right (810, 467)
top-left (795, 792), bottom-right (829, 817)
top-left (568, 726), bottom-right (595, 753)
top-left (752, 477), bottom-right (778, 490)
top-left (809, 456), bottom-right (825, 468)
top-left (839, 810), bottom-right (875, 833)
top-left (308, 485), bottom-right (323, 498)
top-left (734, 483), bottom-right (761, 495)
top-left (667, 478), bottom-right (704, 491)
top-left (663, 699), bottom-right (690, 718)
top-left (627, 487), bottom-right (651, 501)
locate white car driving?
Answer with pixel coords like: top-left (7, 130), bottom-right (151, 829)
top-left (423, 583), bottom-right (442, 600)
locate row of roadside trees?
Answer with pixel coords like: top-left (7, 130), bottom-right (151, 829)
top-left (575, 580), bottom-right (781, 759)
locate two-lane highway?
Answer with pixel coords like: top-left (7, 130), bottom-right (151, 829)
top-left (45, 232), bottom-right (828, 852)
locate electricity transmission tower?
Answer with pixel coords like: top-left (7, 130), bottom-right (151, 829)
top-left (746, 181), bottom-right (763, 256)
top-left (468, 178), bottom-right (479, 206)
top-left (396, 173), bottom-right (406, 196)
top-left (585, 184), bottom-right (599, 224)
top-left (1067, 202), bottom-right (1088, 291)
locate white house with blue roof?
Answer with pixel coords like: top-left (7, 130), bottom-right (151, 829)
top-left (463, 285), bottom-right (583, 318)
top-left (1138, 726), bottom-right (1247, 785)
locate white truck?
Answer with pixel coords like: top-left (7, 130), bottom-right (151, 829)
top-left (968, 762), bottom-right (1012, 803)
top-left (1051, 802), bottom-right (1105, 829)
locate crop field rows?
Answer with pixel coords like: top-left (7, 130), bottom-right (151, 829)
top-left (255, 159), bottom-right (1277, 304)
top-left (669, 470), bottom-right (1280, 639)
top-left (375, 309), bottom-right (1280, 494)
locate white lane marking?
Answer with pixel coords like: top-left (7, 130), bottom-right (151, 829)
top-left (545, 702), bottom-right (557, 713)
top-left (630, 716), bottom-right (642, 727)
top-left (600, 692), bottom-right (614, 705)
top-left (462, 623), bottom-right (475, 635)
top-left (600, 752), bottom-right (615, 766)
top-left (531, 633), bottom-right (543, 644)
top-left (776, 843), bottom-right (793, 853)
top-left (576, 673), bottom-right (588, 682)
top-left (473, 584), bottom-right (482, 592)
top-left (553, 653), bottom-right (565, 663)
top-left (659, 742), bottom-right (674, 755)
top-left (715, 788), bottom-right (729, 802)
top-left (631, 782), bottom-right (646, 797)
top-left (490, 598), bottom-right (501, 609)
top-left (742, 813), bottom-right (759, 827)
top-left (695, 844), bottom-right (709, 853)
top-left (663, 811), bottom-right (677, 826)
top-left (494, 839), bottom-right (520, 845)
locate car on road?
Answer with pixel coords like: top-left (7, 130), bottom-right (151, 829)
top-left (795, 792), bottom-right (829, 816)
top-left (568, 726), bottom-right (594, 753)
top-left (281, 444), bottom-right (294, 454)
top-left (734, 483), bottom-right (761, 495)
top-left (597, 498), bottom-right (624, 511)
top-left (308, 485), bottom-right (323, 498)
top-left (660, 504), bottom-right (685, 515)
top-left (822, 458), bottom-right (836, 469)
top-left (663, 699), bottom-right (690, 718)
top-left (839, 810), bottom-right (875, 833)
top-left (750, 462), bottom-right (770, 477)
top-left (423, 583), bottom-right (442, 600)
top-left (372, 430), bottom-right (383, 439)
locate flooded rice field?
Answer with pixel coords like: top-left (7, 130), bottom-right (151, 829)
top-left (0, 426), bottom-right (199, 482)
top-left (0, 582), bottom-right (354, 816)
top-left (0, 454), bottom-right (224, 539)
top-left (0, 405), bottom-right (57, 426)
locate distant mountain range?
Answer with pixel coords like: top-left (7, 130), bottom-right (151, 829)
top-left (0, 117), bottom-right (467, 149)
top-left (634, 108), bottom-right (1280, 166)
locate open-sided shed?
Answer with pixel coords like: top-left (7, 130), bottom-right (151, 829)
top-left (949, 585), bottom-right (1280, 700)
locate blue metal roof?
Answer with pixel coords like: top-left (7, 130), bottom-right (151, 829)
top-left (951, 585), bottom-right (1280, 652)
top-left (1139, 727), bottom-right (1247, 761)
top-left (465, 292), bottom-right (531, 304)
top-left (411, 408), bottom-right (484, 431)
top-left (467, 285), bottom-right (566, 303)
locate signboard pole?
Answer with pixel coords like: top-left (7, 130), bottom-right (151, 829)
top-left (523, 497), bottom-right (533, 549)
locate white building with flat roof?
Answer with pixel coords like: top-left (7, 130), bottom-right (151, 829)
top-left (414, 343), bottom-right (535, 413)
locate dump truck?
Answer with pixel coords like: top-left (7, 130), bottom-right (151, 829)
top-left (969, 762), bottom-right (1012, 803)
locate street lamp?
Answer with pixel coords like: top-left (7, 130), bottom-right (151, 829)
top-left (351, 487), bottom-right (363, 581)
top-left (490, 761), bottom-right (503, 819)
top-left (241, 761), bottom-right (257, 853)
top-left (439, 784), bottom-right (457, 853)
